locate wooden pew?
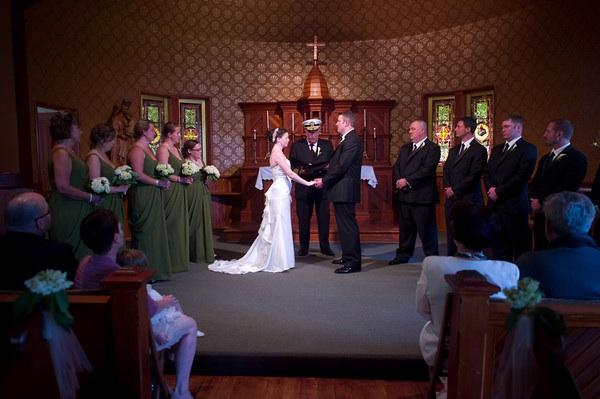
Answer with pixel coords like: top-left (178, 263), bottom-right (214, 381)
top-left (0, 268), bottom-right (155, 399)
top-left (432, 270), bottom-right (600, 399)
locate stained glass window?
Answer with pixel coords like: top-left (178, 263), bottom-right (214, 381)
top-left (428, 96), bottom-right (455, 162)
top-left (467, 91), bottom-right (494, 155)
top-left (179, 99), bottom-right (207, 163)
top-left (425, 89), bottom-right (494, 163)
top-left (184, 108), bottom-right (197, 128)
top-left (141, 95), bottom-right (169, 153)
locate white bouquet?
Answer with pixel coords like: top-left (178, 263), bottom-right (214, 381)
top-left (203, 165), bottom-right (220, 181)
top-left (155, 163), bottom-right (175, 179)
top-left (181, 160), bottom-right (201, 176)
top-left (90, 177), bottom-right (111, 194)
top-left (112, 165), bottom-right (138, 185)
top-left (25, 269), bottom-right (73, 296)
top-left (15, 269), bottom-right (74, 328)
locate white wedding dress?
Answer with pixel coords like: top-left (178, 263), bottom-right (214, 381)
top-left (208, 161), bottom-right (295, 274)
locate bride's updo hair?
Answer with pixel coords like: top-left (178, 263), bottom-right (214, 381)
top-left (269, 127), bottom-right (288, 143)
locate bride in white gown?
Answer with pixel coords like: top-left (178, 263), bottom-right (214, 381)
top-left (208, 128), bottom-right (315, 274)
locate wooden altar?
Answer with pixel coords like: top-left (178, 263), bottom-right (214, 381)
top-left (220, 99), bottom-right (398, 242)
top-left (221, 38), bottom-right (399, 242)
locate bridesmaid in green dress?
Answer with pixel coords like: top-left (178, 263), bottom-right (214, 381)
top-left (128, 120), bottom-right (172, 280)
top-left (157, 123), bottom-right (191, 273)
top-left (182, 139), bottom-right (215, 263)
top-left (86, 123), bottom-right (128, 225)
top-left (48, 111), bottom-right (100, 260)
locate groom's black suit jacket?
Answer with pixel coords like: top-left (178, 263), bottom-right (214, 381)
top-left (322, 129), bottom-right (363, 268)
top-left (322, 130), bottom-right (363, 203)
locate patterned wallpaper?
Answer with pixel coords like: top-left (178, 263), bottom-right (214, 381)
top-left (25, 0), bottom-right (599, 179)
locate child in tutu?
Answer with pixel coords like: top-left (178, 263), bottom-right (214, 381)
top-left (117, 249), bottom-right (200, 399)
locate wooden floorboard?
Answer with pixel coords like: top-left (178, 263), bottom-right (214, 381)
top-left (167, 375), bottom-right (428, 399)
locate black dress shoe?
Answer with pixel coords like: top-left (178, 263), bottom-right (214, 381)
top-left (334, 265), bottom-right (361, 274)
top-left (388, 257), bottom-right (410, 265)
top-left (297, 249), bottom-right (309, 257)
top-left (332, 258), bottom-right (345, 265)
top-left (320, 247), bottom-right (335, 257)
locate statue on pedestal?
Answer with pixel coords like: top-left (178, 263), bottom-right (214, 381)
top-left (107, 100), bottom-right (135, 165)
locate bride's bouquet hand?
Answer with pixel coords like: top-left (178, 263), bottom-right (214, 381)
top-left (306, 180), bottom-right (316, 187)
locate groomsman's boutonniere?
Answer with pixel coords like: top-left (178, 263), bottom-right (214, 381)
top-left (316, 146), bottom-right (321, 157)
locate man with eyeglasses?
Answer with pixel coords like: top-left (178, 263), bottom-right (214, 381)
top-left (1, 192), bottom-right (77, 289)
top-left (290, 118), bottom-right (335, 257)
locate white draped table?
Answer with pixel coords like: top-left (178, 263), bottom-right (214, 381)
top-left (254, 165), bottom-right (378, 190)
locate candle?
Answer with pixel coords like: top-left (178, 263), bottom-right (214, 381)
top-left (373, 127), bottom-right (377, 139)
top-left (291, 113), bottom-right (295, 131)
top-left (253, 129), bottom-right (256, 140)
top-left (363, 109), bottom-right (367, 128)
top-left (266, 111), bottom-right (270, 129)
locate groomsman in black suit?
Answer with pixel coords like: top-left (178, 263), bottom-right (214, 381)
top-left (389, 120), bottom-right (441, 265)
top-left (315, 111), bottom-right (363, 273)
top-left (443, 116), bottom-right (487, 255)
top-left (290, 118), bottom-right (335, 257)
top-left (530, 119), bottom-right (587, 250)
top-left (483, 115), bottom-right (537, 261)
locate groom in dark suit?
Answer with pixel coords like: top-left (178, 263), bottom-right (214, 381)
top-left (290, 118), bottom-right (335, 257)
top-left (389, 120), bottom-right (441, 264)
top-left (530, 119), bottom-right (587, 250)
top-left (315, 111), bottom-right (363, 273)
top-left (484, 115), bottom-right (537, 261)
top-left (442, 116), bottom-right (487, 255)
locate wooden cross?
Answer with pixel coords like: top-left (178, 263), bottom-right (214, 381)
top-left (306, 35), bottom-right (325, 63)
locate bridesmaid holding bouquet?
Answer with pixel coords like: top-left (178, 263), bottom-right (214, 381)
top-left (182, 140), bottom-right (215, 263)
top-left (157, 123), bottom-right (191, 273)
top-left (86, 123), bottom-right (129, 225)
top-left (48, 111), bottom-right (99, 260)
top-left (128, 120), bottom-right (172, 279)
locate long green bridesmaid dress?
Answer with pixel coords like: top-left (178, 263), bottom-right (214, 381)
top-left (86, 154), bottom-right (125, 226)
top-left (186, 169), bottom-right (215, 263)
top-left (128, 153), bottom-right (172, 279)
top-left (161, 154), bottom-right (189, 273)
top-left (48, 147), bottom-right (93, 260)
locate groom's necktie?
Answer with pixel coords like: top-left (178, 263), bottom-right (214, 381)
top-left (310, 143), bottom-right (316, 153)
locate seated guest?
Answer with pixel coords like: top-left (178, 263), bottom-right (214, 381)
top-left (74, 208), bottom-right (124, 289)
top-left (416, 203), bottom-right (519, 367)
top-left (117, 249), bottom-right (197, 399)
top-left (517, 191), bottom-right (600, 299)
top-left (1, 192), bottom-right (78, 289)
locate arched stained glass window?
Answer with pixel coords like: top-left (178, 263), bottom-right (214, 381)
top-left (425, 88), bottom-right (494, 163)
top-left (467, 91), bottom-right (494, 155)
top-left (427, 95), bottom-right (455, 162)
top-left (141, 94), bottom-right (169, 153)
top-left (179, 98), bottom-right (208, 163)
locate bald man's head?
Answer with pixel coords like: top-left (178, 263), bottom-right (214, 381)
top-left (5, 192), bottom-right (51, 235)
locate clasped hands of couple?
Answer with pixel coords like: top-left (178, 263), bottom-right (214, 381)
top-left (310, 178), bottom-right (324, 188)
